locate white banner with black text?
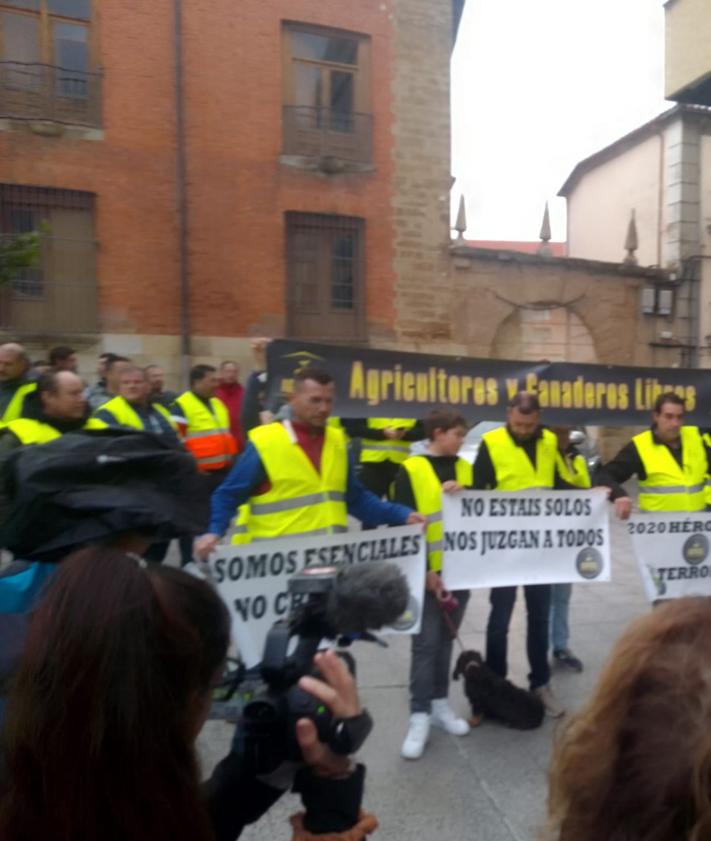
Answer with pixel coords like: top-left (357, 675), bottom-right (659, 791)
top-left (441, 489), bottom-right (611, 589)
top-left (206, 525), bottom-right (427, 668)
top-left (629, 512), bottom-right (711, 601)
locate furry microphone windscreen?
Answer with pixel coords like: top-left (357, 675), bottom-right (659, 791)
top-left (325, 562), bottom-right (410, 634)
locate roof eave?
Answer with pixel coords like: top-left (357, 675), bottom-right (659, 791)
top-left (557, 103), bottom-right (705, 197)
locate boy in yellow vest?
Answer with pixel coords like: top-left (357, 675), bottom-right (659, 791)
top-left (392, 408), bottom-right (472, 760)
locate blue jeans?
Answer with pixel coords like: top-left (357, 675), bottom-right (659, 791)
top-left (550, 583), bottom-right (571, 652)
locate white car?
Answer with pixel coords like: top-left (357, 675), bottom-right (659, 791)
top-left (410, 422), bottom-right (600, 470)
top-left (409, 421), bottom-right (502, 464)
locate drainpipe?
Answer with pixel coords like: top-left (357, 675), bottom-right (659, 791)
top-left (174, 0), bottom-right (191, 386)
top-left (656, 130), bottom-right (664, 268)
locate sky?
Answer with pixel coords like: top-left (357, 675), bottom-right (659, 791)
top-left (451, 0), bottom-right (669, 242)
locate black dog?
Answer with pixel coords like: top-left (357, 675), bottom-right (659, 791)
top-left (452, 650), bottom-right (545, 730)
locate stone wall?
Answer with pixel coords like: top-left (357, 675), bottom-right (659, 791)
top-left (446, 247), bottom-right (675, 458)
top-left (390, 0), bottom-right (455, 352)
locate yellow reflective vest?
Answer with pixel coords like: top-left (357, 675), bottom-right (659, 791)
top-left (2, 416), bottom-right (107, 445)
top-left (95, 395), bottom-right (176, 432)
top-left (555, 451), bottom-right (591, 489)
top-left (0, 381), bottom-right (36, 424)
top-left (234, 420), bottom-right (348, 542)
top-left (704, 431), bottom-right (711, 508)
top-left (402, 454), bottom-right (472, 572)
top-left (175, 391), bottom-right (237, 472)
top-left (633, 426), bottom-right (707, 512)
top-left (483, 426), bottom-right (558, 490)
top-left (360, 418), bottom-right (416, 464)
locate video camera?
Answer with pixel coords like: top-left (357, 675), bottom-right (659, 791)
top-left (216, 561), bottom-right (410, 775)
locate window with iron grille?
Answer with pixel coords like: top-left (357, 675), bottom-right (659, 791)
top-left (0, 183), bottom-right (98, 333)
top-left (0, 0), bottom-right (100, 126)
top-left (282, 23), bottom-right (372, 164)
top-left (286, 212), bottom-right (365, 341)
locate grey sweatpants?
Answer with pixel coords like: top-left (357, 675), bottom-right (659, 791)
top-left (409, 588), bottom-right (470, 714)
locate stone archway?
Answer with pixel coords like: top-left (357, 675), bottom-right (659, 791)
top-left (491, 305), bottom-right (597, 363)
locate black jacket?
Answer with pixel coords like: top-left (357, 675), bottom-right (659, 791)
top-left (0, 429), bottom-right (209, 561)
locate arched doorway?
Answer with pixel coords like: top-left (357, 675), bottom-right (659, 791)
top-left (491, 306), bottom-right (596, 363)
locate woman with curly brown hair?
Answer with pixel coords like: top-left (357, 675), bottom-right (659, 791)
top-left (547, 597), bottom-right (711, 841)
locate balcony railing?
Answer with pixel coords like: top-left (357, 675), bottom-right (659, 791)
top-left (0, 62), bottom-right (102, 128)
top-left (0, 277), bottom-right (99, 335)
top-left (282, 106), bottom-right (373, 164)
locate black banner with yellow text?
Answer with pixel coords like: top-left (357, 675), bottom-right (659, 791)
top-left (266, 340), bottom-right (710, 426)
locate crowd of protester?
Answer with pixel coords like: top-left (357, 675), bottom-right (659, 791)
top-left (0, 338), bottom-right (378, 841)
top-left (1, 336), bottom-right (711, 840)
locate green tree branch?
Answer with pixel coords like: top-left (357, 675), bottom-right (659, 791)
top-left (0, 227), bottom-right (45, 286)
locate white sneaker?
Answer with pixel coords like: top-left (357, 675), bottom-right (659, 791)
top-left (430, 698), bottom-right (470, 736)
top-left (401, 713), bottom-right (431, 759)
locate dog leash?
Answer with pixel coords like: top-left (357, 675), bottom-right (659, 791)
top-left (438, 593), bottom-right (466, 652)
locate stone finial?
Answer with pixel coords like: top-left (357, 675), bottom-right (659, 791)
top-left (454, 195), bottom-right (467, 245)
top-left (538, 202), bottom-right (552, 256)
top-left (624, 209), bottom-right (639, 265)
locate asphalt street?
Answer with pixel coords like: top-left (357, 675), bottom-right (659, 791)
top-left (197, 513), bottom-right (648, 841)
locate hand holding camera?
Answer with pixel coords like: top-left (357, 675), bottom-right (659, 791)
top-left (228, 562), bottom-right (408, 775)
top-left (296, 650), bottom-right (362, 778)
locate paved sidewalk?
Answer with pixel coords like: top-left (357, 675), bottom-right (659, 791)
top-left (198, 515), bottom-right (648, 841)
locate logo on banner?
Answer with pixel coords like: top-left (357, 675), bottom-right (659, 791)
top-left (683, 534), bottom-right (709, 566)
top-left (278, 350), bottom-right (327, 396)
top-left (575, 547), bottom-right (604, 580)
top-left (390, 594), bottom-right (420, 632)
top-left (646, 565), bottom-right (666, 597)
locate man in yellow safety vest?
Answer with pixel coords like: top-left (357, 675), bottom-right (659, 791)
top-left (345, 417), bottom-right (423, 498)
top-left (0, 371), bottom-right (106, 526)
top-left (95, 366), bottom-right (177, 437)
top-left (96, 365), bottom-right (194, 564)
top-left (595, 391), bottom-right (709, 518)
top-left (195, 366), bottom-right (424, 558)
top-left (173, 364), bottom-right (237, 482)
top-left (473, 392), bottom-right (576, 718)
top-left (0, 343), bottom-right (36, 424)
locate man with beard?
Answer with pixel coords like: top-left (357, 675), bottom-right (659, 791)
top-left (473, 391), bottom-right (573, 718)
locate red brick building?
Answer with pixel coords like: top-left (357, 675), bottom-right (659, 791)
top-left (0, 0), bottom-right (464, 382)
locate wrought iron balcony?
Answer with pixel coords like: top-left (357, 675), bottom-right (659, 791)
top-left (0, 62), bottom-right (102, 128)
top-left (282, 106), bottom-right (373, 165)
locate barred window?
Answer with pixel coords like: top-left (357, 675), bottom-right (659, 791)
top-left (0, 183), bottom-right (97, 333)
top-left (286, 212), bottom-right (365, 341)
